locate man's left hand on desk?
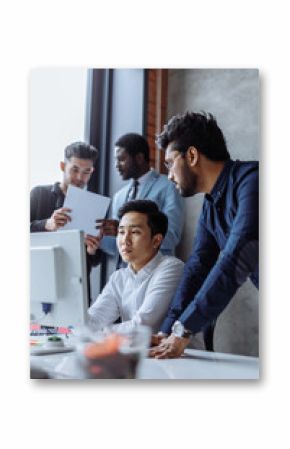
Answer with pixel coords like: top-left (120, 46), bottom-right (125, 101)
top-left (149, 334), bottom-right (190, 359)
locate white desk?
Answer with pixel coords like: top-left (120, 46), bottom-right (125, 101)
top-left (31, 348), bottom-right (259, 380)
top-left (139, 349), bottom-right (259, 379)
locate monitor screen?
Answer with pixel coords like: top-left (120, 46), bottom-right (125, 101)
top-left (30, 230), bottom-right (89, 328)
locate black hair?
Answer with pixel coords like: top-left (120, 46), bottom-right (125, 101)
top-left (118, 200), bottom-right (168, 238)
top-left (115, 133), bottom-right (150, 162)
top-left (64, 141), bottom-right (98, 163)
top-left (156, 111), bottom-right (230, 161)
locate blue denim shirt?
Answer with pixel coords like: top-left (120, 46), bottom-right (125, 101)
top-left (160, 159), bottom-right (259, 335)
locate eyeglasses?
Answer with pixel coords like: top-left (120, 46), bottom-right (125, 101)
top-left (164, 153), bottom-right (184, 171)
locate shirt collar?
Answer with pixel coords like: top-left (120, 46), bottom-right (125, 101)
top-left (130, 169), bottom-right (152, 187)
top-left (127, 252), bottom-right (163, 280)
top-left (205, 159), bottom-right (234, 204)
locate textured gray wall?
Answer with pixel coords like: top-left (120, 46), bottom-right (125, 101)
top-left (168, 69), bottom-right (259, 356)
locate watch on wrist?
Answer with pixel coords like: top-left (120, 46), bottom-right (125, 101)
top-left (171, 320), bottom-right (192, 338)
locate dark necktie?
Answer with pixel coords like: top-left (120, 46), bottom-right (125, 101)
top-left (129, 179), bottom-right (139, 200)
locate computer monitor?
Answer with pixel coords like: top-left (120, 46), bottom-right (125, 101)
top-left (30, 229), bottom-right (89, 328)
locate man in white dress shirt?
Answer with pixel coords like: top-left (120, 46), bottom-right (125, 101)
top-left (88, 200), bottom-right (184, 333)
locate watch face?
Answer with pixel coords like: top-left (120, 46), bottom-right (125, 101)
top-left (172, 321), bottom-right (183, 337)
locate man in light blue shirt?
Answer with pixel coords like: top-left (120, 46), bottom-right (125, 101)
top-left (100, 133), bottom-right (185, 258)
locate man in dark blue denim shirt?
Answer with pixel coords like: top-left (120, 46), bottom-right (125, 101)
top-left (150, 111), bottom-right (259, 359)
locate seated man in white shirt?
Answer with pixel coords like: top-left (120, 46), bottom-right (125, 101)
top-left (88, 200), bottom-right (184, 333)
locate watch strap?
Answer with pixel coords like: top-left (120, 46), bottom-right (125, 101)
top-left (182, 329), bottom-right (192, 339)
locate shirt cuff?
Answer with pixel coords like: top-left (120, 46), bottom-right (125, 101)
top-left (160, 316), bottom-right (176, 334)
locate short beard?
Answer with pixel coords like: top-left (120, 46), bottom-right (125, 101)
top-left (180, 188), bottom-right (195, 197)
top-left (180, 176), bottom-right (198, 197)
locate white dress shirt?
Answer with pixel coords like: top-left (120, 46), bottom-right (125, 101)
top-left (88, 252), bottom-right (184, 333)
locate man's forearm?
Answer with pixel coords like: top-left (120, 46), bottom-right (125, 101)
top-left (30, 219), bottom-right (48, 232)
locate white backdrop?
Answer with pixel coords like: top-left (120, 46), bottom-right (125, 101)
top-left (1, 1), bottom-right (289, 449)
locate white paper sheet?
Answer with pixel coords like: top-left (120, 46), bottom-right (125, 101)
top-left (61, 185), bottom-right (111, 237)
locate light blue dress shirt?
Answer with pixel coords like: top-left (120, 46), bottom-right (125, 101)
top-left (101, 169), bottom-right (185, 256)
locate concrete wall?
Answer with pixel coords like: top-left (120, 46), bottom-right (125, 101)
top-left (168, 69), bottom-right (259, 356)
